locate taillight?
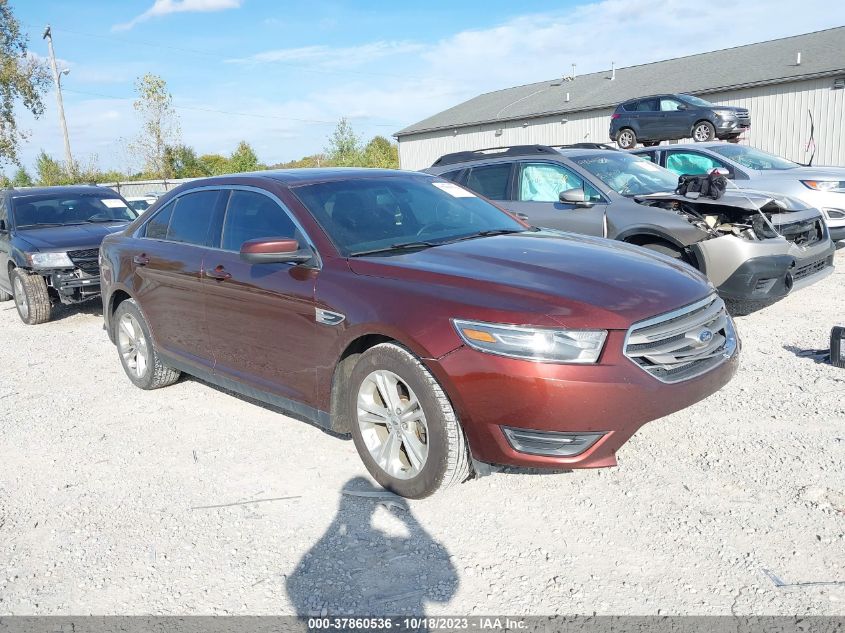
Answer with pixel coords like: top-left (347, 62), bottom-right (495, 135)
top-left (611, 113), bottom-right (620, 119)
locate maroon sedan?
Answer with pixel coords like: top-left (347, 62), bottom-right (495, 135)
top-left (100, 169), bottom-right (739, 498)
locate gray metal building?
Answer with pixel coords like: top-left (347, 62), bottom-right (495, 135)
top-left (395, 27), bottom-right (845, 170)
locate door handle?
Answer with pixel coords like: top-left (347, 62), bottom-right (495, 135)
top-left (133, 253), bottom-right (150, 265)
top-left (206, 265), bottom-right (231, 281)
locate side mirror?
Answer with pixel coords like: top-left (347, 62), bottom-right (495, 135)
top-left (559, 188), bottom-right (594, 208)
top-left (240, 237), bottom-right (312, 264)
top-left (710, 167), bottom-right (731, 178)
top-left (677, 103), bottom-right (688, 110)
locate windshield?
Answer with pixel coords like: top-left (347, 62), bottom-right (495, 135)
top-left (12, 193), bottom-right (137, 228)
top-left (709, 145), bottom-right (799, 170)
top-left (292, 175), bottom-right (527, 256)
top-left (679, 94), bottom-right (714, 107)
top-left (571, 152), bottom-right (679, 196)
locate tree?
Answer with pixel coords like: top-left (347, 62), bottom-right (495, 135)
top-left (0, 1), bottom-right (51, 166)
top-left (325, 117), bottom-right (363, 167)
top-left (198, 153), bottom-right (229, 176)
top-left (228, 141), bottom-right (259, 173)
top-left (34, 150), bottom-right (68, 185)
top-left (130, 73), bottom-right (181, 178)
top-left (11, 166), bottom-right (32, 187)
top-left (164, 144), bottom-right (206, 178)
top-left (363, 136), bottom-right (399, 169)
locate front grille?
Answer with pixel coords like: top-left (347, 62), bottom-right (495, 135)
top-left (67, 248), bottom-right (100, 276)
top-left (735, 109), bottom-right (750, 121)
top-left (792, 256), bottom-right (830, 281)
top-left (624, 295), bottom-right (736, 384)
top-left (774, 217), bottom-right (824, 247)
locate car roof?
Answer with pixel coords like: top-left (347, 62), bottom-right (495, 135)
top-left (8, 185), bottom-right (121, 198)
top-left (195, 168), bottom-right (428, 187)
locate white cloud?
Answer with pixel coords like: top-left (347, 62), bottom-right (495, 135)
top-left (228, 41), bottom-right (424, 70)
top-left (17, 0), bottom-right (844, 171)
top-left (113, 0), bottom-right (243, 31)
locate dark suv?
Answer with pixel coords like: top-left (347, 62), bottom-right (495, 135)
top-left (609, 94), bottom-right (751, 149)
top-left (100, 169), bottom-right (738, 498)
top-left (0, 186), bottom-right (137, 324)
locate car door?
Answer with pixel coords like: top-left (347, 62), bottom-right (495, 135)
top-left (634, 98), bottom-right (661, 138)
top-left (663, 150), bottom-right (734, 178)
top-left (0, 195), bottom-right (11, 295)
top-left (501, 161), bottom-right (607, 236)
top-left (659, 97), bottom-right (691, 138)
top-left (134, 189), bottom-right (225, 370)
top-left (202, 187), bottom-right (321, 406)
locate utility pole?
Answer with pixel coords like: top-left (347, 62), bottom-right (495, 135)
top-left (42, 25), bottom-right (73, 169)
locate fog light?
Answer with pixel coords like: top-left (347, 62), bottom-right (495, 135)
top-left (832, 326), bottom-right (845, 369)
top-left (502, 427), bottom-right (604, 457)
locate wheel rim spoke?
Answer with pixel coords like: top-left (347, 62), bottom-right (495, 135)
top-left (118, 313), bottom-right (149, 378)
top-left (357, 369), bottom-right (429, 480)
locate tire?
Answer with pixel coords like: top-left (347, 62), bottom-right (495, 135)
top-left (348, 343), bottom-right (471, 499)
top-left (637, 240), bottom-right (691, 265)
top-left (616, 128), bottom-right (637, 149)
top-left (0, 289), bottom-right (11, 302)
top-left (642, 141), bottom-right (660, 147)
top-left (11, 269), bottom-right (52, 325)
top-left (692, 120), bottom-right (716, 142)
top-left (113, 298), bottom-right (181, 390)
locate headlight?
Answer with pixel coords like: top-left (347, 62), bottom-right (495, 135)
top-left (801, 180), bottom-right (845, 191)
top-left (27, 252), bottom-right (74, 268)
top-left (823, 208), bottom-right (845, 219)
top-left (452, 319), bottom-right (607, 364)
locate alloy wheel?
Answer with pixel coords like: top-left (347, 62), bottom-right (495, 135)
top-left (619, 131), bottom-right (634, 148)
top-left (356, 369), bottom-right (429, 480)
top-left (117, 313), bottom-right (149, 378)
top-left (13, 276), bottom-right (28, 321)
top-left (694, 124), bottom-right (711, 141)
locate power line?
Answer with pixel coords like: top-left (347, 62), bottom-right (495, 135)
top-left (60, 87), bottom-right (401, 128)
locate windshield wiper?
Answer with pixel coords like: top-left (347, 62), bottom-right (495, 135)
top-left (350, 240), bottom-right (441, 257)
top-left (16, 222), bottom-right (77, 228)
top-left (444, 228), bottom-right (528, 243)
top-left (84, 217), bottom-right (127, 223)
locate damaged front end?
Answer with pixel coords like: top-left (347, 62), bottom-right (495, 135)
top-left (32, 248), bottom-right (102, 305)
top-left (636, 192), bottom-right (835, 302)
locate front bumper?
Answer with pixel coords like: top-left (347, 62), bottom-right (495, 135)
top-left (42, 268), bottom-right (102, 303)
top-left (427, 331), bottom-right (739, 469)
top-left (692, 233), bottom-right (835, 301)
top-left (714, 117), bottom-right (750, 134)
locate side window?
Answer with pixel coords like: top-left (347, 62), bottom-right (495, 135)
top-left (665, 151), bottom-right (726, 176)
top-left (636, 99), bottom-right (658, 111)
top-left (220, 190), bottom-right (300, 252)
top-left (166, 190), bottom-right (223, 246)
top-left (518, 162), bottom-right (602, 203)
top-left (143, 200), bottom-right (174, 240)
top-left (621, 102), bottom-right (636, 112)
top-left (0, 196), bottom-right (7, 227)
top-left (637, 151), bottom-right (658, 164)
top-left (464, 164), bottom-right (511, 200)
top-left (660, 98), bottom-right (683, 112)
top-left (440, 169), bottom-right (464, 184)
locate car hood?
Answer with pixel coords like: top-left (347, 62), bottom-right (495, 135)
top-left (788, 166), bottom-right (845, 179)
top-left (15, 222), bottom-right (129, 251)
top-left (347, 231), bottom-right (713, 330)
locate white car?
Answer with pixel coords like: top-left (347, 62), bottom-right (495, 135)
top-left (124, 195), bottom-right (158, 214)
top-left (633, 143), bottom-right (845, 242)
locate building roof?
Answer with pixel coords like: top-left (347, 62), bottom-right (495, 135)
top-left (396, 26), bottom-right (845, 138)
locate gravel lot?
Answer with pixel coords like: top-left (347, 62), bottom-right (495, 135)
top-left (1, 247), bottom-right (843, 617)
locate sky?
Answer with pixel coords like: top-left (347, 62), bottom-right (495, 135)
top-left (10, 0), bottom-right (845, 174)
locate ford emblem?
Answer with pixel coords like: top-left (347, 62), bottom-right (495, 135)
top-left (699, 329), bottom-right (714, 344)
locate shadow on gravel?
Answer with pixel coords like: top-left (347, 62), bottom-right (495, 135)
top-left (286, 477), bottom-right (457, 619)
top-left (49, 298), bottom-right (104, 322)
top-left (782, 344), bottom-right (831, 364)
top-left (182, 374), bottom-right (350, 440)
